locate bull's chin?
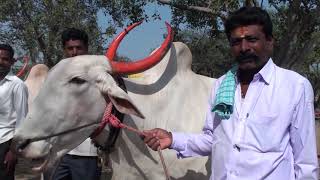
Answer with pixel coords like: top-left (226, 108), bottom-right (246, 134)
top-left (30, 148), bottom-right (54, 173)
top-left (31, 148), bottom-right (69, 172)
top-left (31, 156), bottom-right (49, 172)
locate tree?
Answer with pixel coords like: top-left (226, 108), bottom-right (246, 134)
top-left (100, 0), bottom-right (319, 69)
top-left (161, 0), bottom-right (320, 107)
top-left (1, 0), bottom-right (319, 106)
top-left (0, 0), bottom-right (105, 68)
top-left (99, 0), bottom-right (320, 106)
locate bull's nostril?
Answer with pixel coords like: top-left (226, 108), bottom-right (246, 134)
top-left (17, 139), bottom-right (31, 152)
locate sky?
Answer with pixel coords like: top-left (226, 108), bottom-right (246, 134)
top-left (98, 3), bottom-right (172, 60)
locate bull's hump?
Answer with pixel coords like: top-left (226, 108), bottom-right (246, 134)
top-left (125, 42), bottom-right (193, 84)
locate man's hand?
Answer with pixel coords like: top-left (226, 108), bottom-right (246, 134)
top-left (4, 150), bottom-right (17, 173)
top-left (142, 128), bottom-right (172, 151)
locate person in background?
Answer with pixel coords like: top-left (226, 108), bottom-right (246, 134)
top-left (0, 44), bottom-right (28, 180)
top-left (49, 28), bottom-right (101, 180)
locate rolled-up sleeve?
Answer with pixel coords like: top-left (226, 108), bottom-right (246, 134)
top-left (290, 79), bottom-right (319, 179)
top-left (13, 82), bottom-right (28, 127)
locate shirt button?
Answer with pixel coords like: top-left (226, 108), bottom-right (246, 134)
top-left (230, 170), bottom-right (238, 176)
top-left (233, 144), bottom-right (240, 151)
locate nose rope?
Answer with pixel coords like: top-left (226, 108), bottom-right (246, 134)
top-left (92, 102), bottom-right (171, 180)
top-left (22, 121), bottom-right (99, 144)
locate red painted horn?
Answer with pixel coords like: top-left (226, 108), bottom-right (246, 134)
top-left (106, 22), bottom-right (173, 75)
top-left (16, 56), bottom-right (29, 77)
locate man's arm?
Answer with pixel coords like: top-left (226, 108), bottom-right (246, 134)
top-left (144, 81), bottom-right (218, 158)
top-left (143, 107), bottom-right (215, 158)
top-left (290, 79), bottom-right (319, 179)
top-left (168, 105), bottom-right (215, 158)
top-left (4, 82), bottom-right (28, 173)
top-left (13, 82), bottom-right (28, 127)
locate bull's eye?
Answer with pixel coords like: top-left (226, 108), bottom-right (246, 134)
top-left (69, 77), bottom-right (86, 84)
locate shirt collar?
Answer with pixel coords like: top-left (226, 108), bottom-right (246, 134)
top-left (4, 71), bottom-right (15, 81)
top-left (256, 58), bottom-right (275, 85)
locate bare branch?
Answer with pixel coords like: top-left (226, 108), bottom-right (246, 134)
top-left (157, 0), bottom-right (227, 21)
top-left (207, 1), bottom-right (212, 8)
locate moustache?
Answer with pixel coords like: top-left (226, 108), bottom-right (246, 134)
top-left (235, 53), bottom-right (259, 63)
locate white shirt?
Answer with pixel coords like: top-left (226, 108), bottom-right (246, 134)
top-left (0, 72), bottom-right (28, 143)
top-left (172, 59), bottom-right (319, 179)
top-left (68, 138), bottom-right (97, 156)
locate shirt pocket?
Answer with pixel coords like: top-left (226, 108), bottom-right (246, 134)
top-left (247, 114), bottom-right (283, 152)
top-left (251, 113), bottom-right (278, 125)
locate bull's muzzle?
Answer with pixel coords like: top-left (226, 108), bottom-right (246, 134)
top-left (11, 136), bottom-right (31, 155)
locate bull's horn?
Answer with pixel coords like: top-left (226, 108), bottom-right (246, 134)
top-left (106, 21), bottom-right (143, 61)
top-left (106, 22), bottom-right (173, 75)
top-left (16, 56), bottom-right (29, 77)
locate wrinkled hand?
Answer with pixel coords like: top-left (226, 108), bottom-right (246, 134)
top-left (4, 150), bottom-right (17, 173)
top-left (142, 128), bottom-right (172, 151)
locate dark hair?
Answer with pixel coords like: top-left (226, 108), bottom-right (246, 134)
top-left (224, 7), bottom-right (273, 39)
top-left (61, 28), bottom-right (88, 47)
top-left (0, 44), bottom-right (14, 59)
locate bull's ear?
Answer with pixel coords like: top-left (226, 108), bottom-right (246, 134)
top-left (95, 73), bottom-right (145, 119)
top-left (107, 85), bottom-right (145, 119)
top-left (24, 64), bottom-right (49, 107)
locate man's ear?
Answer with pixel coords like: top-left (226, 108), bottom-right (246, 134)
top-left (11, 58), bottom-right (17, 64)
top-left (266, 36), bottom-right (274, 55)
top-left (95, 72), bottom-right (145, 119)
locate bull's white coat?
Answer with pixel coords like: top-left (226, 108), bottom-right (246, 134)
top-left (15, 42), bottom-right (215, 179)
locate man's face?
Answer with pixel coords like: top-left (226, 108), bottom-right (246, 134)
top-left (63, 40), bottom-right (88, 58)
top-left (0, 49), bottom-right (15, 74)
top-left (229, 25), bottom-right (273, 71)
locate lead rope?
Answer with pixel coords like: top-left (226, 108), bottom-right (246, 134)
top-left (93, 103), bottom-right (171, 180)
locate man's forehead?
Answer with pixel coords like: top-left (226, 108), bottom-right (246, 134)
top-left (65, 39), bottom-right (85, 47)
top-left (231, 25), bottom-right (263, 38)
top-left (0, 49), bottom-right (10, 54)
top-left (0, 49), bottom-right (12, 58)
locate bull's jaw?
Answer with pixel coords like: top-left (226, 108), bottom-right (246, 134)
top-left (16, 137), bottom-right (86, 172)
top-left (29, 147), bottom-right (69, 172)
top-left (16, 139), bottom-right (53, 172)
top-left (40, 149), bottom-right (69, 172)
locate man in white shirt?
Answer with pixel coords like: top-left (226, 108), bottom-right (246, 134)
top-left (49, 28), bottom-right (101, 180)
top-left (143, 7), bottom-right (319, 179)
top-left (0, 44), bottom-right (28, 180)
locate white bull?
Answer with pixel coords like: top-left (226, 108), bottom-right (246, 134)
top-left (13, 23), bottom-right (215, 180)
top-left (108, 41), bottom-right (214, 180)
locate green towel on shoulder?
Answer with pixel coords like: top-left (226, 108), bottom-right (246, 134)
top-left (212, 66), bottom-right (237, 119)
